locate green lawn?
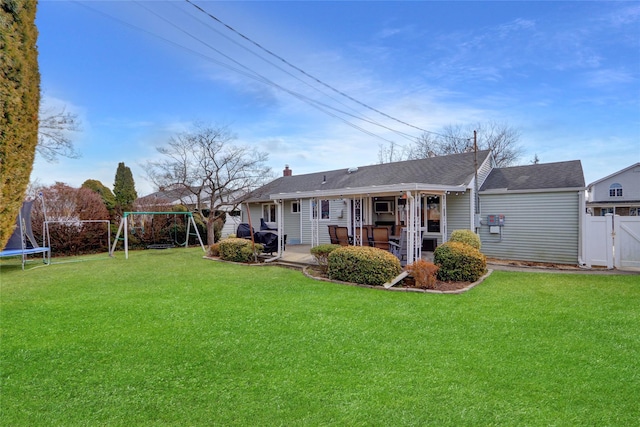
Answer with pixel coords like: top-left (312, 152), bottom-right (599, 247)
top-left (1, 248), bottom-right (639, 426)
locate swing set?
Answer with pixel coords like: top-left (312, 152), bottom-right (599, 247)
top-left (111, 211), bottom-right (206, 259)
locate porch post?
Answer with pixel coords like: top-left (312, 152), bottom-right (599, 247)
top-left (311, 198), bottom-right (319, 247)
top-left (276, 199), bottom-right (284, 257)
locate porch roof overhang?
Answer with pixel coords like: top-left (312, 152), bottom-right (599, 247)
top-left (268, 182), bottom-right (468, 200)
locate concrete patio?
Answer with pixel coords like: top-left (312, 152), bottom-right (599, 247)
top-left (274, 244), bottom-right (435, 268)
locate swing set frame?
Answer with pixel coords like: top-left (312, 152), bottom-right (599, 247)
top-left (111, 211), bottom-right (206, 259)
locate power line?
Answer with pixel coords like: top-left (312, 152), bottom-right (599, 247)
top-left (185, 0), bottom-right (447, 138)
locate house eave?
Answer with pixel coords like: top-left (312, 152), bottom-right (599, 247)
top-left (480, 186), bottom-right (586, 195)
top-left (267, 183), bottom-right (468, 200)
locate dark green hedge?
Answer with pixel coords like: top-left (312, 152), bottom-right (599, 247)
top-left (0, 0), bottom-right (40, 250)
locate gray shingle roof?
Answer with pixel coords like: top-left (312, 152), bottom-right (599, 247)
top-left (245, 150), bottom-right (492, 202)
top-left (480, 160), bottom-right (585, 192)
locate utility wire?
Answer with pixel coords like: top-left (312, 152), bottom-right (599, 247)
top-left (186, 0), bottom-right (452, 138)
top-left (133, 1), bottom-right (416, 144)
top-left (167, 2), bottom-right (419, 142)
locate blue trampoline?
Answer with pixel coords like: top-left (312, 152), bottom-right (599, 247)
top-left (0, 199), bottom-right (50, 269)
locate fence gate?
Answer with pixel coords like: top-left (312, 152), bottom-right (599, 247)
top-left (615, 216), bottom-right (640, 269)
top-left (584, 214), bottom-right (640, 270)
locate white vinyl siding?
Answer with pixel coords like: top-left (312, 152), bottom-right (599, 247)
top-left (590, 165), bottom-right (640, 202)
top-left (301, 199), bottom-right (349, 244)
top-left (282, 200), bottom-right (301, 244)
top-left (479, 191), bottom-right (581, 264)
top-left (446, 192), bottom-right (472, 241)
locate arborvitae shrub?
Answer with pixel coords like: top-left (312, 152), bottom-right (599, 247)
top-left (449, 229), bottom-right (481, 250)
top-left (218, 238), bottom-right (263, 263)
top-left (406, 259), bottom-right (439, 289)
top-left (327, 246), bottom-right (402, 286)
top-left (310, 244), bottom-right (341, 272)
top-left (433, 241), bottom-right (486, 282)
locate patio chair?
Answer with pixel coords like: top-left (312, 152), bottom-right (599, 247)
top-left (327, 225), bottom-right (339, 244)
top-left (371, 227), bottom-right (391, 251)
top-left (354, 226), bottom-right (373, 246)
top-left (335, 226), bottom-right (351, 246)
top-left (389, 228), bottom-right (407, 266)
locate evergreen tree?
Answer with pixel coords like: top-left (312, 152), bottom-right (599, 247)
top-left (0, 0), bottom-right (41, 250)
top-left (113, 162), bottom-right (137, 216)
top-left (82, 179), bottom-right (117, 219)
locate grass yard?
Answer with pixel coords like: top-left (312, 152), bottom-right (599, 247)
top-left (1, 248), bottom-right (639, 426)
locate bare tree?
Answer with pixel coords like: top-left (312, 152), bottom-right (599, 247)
top-left (377, 141), bottom-right (410, 163)
top-left (37, 106), bottom-right (81, 162)
top-left (406, 132), bottom-right (439, 160)
top-left (145, 123), bottom-right (273, 244)
top-left (379, 120), bottom-right (523, 167)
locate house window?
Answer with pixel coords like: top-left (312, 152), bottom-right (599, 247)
top-left (291, 201), bottom-right (300, 214)
top-left (609, 183), bottom-right (623, 197)
top-left (425, 196), bottom-right (441, 232)
top-left (262, 203), bottom-right (276, 222)
top-left (600, 208), bottom-right (614, 216)
top-left (311, 199), bottom-right (330, 220)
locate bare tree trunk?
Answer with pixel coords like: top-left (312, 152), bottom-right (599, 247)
top-left (206, 217), bottom-right (216, 245)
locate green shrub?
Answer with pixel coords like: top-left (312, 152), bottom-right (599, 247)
top-left (433, 241), bottom-right (486, 282)
top-left (449, 229), bottom-right (481, 250)
top-left (327, 246), bottom-right (402, 286)
top-left (406, 259), bottom-right (439, 289)
top-left (218, 238), bottom-right (263, 263)
top-left (310, 244), bottom-right (341, 272)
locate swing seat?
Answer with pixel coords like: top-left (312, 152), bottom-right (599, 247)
top-left (146, 243), bottom-right (175, 250)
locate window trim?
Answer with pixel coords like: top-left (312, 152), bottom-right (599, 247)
top-left (609, 183), bottom-right (623, 197)
top-left (310, 199), bottom-right (330, 221)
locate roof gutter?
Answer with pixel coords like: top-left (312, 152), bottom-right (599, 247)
top-left (268, 183), bottom-right (468, 200)
top-left (479, 186), bottom-right (586, 195)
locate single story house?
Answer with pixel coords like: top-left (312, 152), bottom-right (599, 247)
top-left (241, 150), bottom-right (586, 265)
top-left (586, 162), bottom-right (640, 216)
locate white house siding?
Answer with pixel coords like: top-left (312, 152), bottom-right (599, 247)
top-left (300, 198), bottom-right (350, 245)
top-left (477, 156), bottom-right (495, 188)
top-left (589, 165), bottom-right (640, 203)
top-left (282, 200), bottom-right (301, 244)
top-left (445, 192), bottom-right (472, 242)
top-left (478, 191), bottom-right (581, 264)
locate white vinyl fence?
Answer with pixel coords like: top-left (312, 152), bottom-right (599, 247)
top-left (584, 214), bottom-right (640, 270)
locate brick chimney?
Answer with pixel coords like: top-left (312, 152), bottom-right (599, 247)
top-left (283, 165), bottom-right (292, 177)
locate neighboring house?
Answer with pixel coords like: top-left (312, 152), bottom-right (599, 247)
top-left (136, 185), bottom-right (242, 238)
top-left (241, 151), bottom-right (586, 265)
top-left (586, 163), bottom-right (640, 216)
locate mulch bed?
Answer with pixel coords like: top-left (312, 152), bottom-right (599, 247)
top-left (304, 266), bottom-right (477, 293)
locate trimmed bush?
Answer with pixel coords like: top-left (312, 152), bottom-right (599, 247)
top-left (449, 229), bottom-right (481, 250)
top-left (433, 241), bottom-right (486, 282)
top-left (327, 246), bottom-right (402, 286)
top-left (406, 259), bottom-right (439, 289)
top-left (310, 244), bottom-right (341, 273)
top-left (207, 243), bottom-right (220, 257)
top-left (218, 238), bottom-right (263, 263)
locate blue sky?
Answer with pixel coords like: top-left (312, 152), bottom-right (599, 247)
top-left (33, 1), bottom-right (639, 195)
